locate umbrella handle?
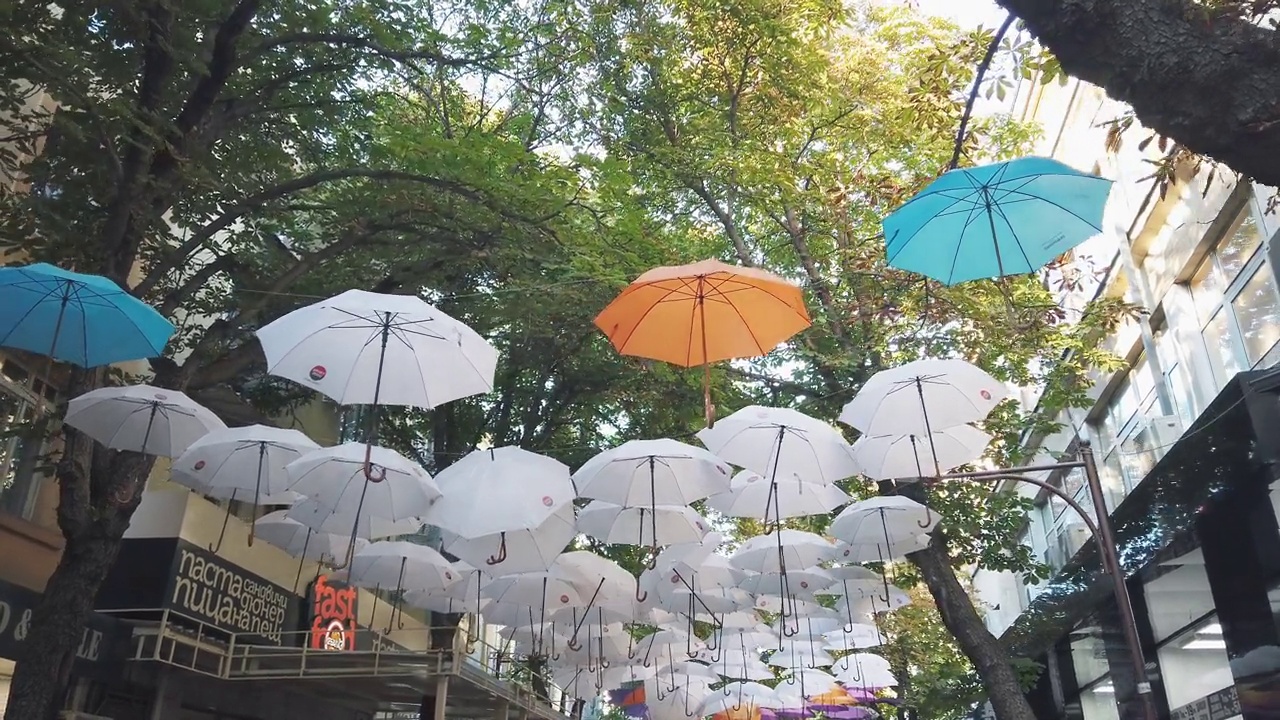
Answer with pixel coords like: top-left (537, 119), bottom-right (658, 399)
top-left (485, 533), bottom-right (508, 565)
top-left (208, 493), bottom-right (235, 553)
top-left (634, 579), bottom-right (648, 604)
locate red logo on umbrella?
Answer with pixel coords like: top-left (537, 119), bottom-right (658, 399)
top-left (671, 575), bottom-right (680, 584)
top-left (154, 393), bottom-right (168, 400)
top-left (979, 389), bottom-right (992, 400)
top-left (843, 549), bottom-right (851, 557)
top-left (309, 365), bottom-right (327, 381)
top-left (193, 460), bottom-right (206, 471)
top-left (445, 571), bottom-right (453, 581)
top-left (559, 594), bottom-right (570, 604)
top-left (800, 581), bottom-right (809, 589)
top-left (542, 495), bottom-right (554, 507)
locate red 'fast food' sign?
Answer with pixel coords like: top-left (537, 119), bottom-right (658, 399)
top-left (310, 575), bottom-right (357, 651)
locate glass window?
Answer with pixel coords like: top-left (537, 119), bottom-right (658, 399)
top-left (1190, 258), bottom-right (1229, 325)
top-left (1079, 681), bottom-right (1121, 720)
top-left (1156, 616), bottom-right (1238, 717)
top-left (1070, 625), bottom-right (1112, 687)
top-left (1217, 208), bottom-right (1263, 279)
top-left (0, 360), bottom-right (56, 519)
top-left (1230, 263), bottom-right (1280, 365)
top-left (1144, 549), bottom-right (1215, 643)
top-left (1202, 309), bottom-right (1243, 388)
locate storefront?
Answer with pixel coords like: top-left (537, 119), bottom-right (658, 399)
top-left (1002, 368), bottom-right (1280, 720)
top-left (0, 574), bottom-right (125, 716)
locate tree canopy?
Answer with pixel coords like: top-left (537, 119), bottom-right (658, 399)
top-left (0, 2), bottom-right (1133, 719)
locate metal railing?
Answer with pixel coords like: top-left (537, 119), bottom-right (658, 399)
top-left (99, 608), bottom-right (569, 719)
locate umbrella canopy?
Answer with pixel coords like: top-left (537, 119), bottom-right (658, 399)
top-left (594, 259), bottom-right (810, 368)
top-left (284, 496), bottom-right (422, 539)
top-left (698, 682), bottom-right (782, 716)
top-left (851, 425), bottom-right (991, 480)
top-left (255, 289), bottom-right (497, 408)
top-left (347, 541), bottom-right (458, 593)
top-left (829, 496), bottom-right (937, 550)
top-left (0, 263), bottom-right (174, 366)
top-left (65, 385), bottom-right (225, 457)
top-left (424, 446), bottom-right (574, 538)
top-left (573, 438), bottom-right (732, 507)
top-left (707, 470), bottom-right (851, 519)
top-left (839, 358), bottom-right (1006, 439)
top-left (883, 156), bottom-right (1112, 285)
top-left (550, 551), bottom-right (640, 610)
top-left (171, 424), bottom-right (320, 502)
top-left (833, 534), bottom-right (931, 564)
top-left (697, 406), bottom-right (859, 485)
top-left (286, 443), bottom-right (441, 522)
top-left (254, 510), bottom-right (368, 563)
top-left (730, 530), bottom-right (836, 574)
top-left (439, 503), bottom-right (575, 575)
top-left (577, 501), bottom-right (711, 547)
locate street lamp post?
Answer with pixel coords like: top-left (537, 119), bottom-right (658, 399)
top-left (929, 442), bottom-right (1159, 720)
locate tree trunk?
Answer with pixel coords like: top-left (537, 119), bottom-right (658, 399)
top-left (3, 529), bottom-right (125, 720)
top-left (995, 0), bottom-right (1280, 187)
top-left (907, 534), bottom-right (1034, 720)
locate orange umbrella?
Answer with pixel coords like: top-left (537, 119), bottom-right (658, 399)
top-left (594, 259), bottom-right (811, 426)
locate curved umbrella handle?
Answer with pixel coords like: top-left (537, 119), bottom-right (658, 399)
top-left (485, 533), bottom-right (509, 565)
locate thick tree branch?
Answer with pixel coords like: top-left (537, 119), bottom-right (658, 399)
top-left (997, 0), bottom-right (1280, 186)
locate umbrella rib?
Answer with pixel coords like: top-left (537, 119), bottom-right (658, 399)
top-left (0, 282), bottom-right (63, 347)
top-left (989, 200), bottom-right (1037, 271)
top-left (993, 187), bottom-right (1106, 231)
top-left (610, 277), bottom-right (699, 355)
top-left (944, 197), bottom-right (991, 284)
top-left (884, 190), bottom-right (981, 264)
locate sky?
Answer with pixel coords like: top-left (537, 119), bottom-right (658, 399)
top-left (912, 0), bottom-right (1007, 28)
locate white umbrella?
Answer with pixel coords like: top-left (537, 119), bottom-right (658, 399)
top-left (730, 530), bottom-right (836, 574)
top-left (706, 470), bottom-right (851, 519)
top-left (481, 573), bottom-right (584, 614)
top-left (833, 534), bottom-right (931, 564)
top-left (698, 682), bottom-right (781, 715)
top-left (65, 385), bottom-right (225, 457)
top-left (833, 652), bottom-right (896, 687)
top-left (254, 510), bottom-right (368, 563)
top-left (348, 541), bottom-right (459, 593)
top-left (577, 501), bottom-right (710, 547)
top-left (696, 405), bottom-right (859, 486)
top-left (439, 502), bottom-right (575, 575)
top-left (822, 624), bottom-right (886, 652)
top-left (284, 496), bottom-right (422, 539)
top-left (829, 496), bottom-right (937, 550)
top-left (255, 289), bottom-right (497, 409)
top-left (286, 442), bottom-right (440, 527)
top-left (573, 438), bottom-right (732, 506)
top-left (172, 424), bottom-right (320, 544)
top-left (740, 568), bottom-right (835, 598)
top-left (839, 358), bottom-right (1006, 437)
top-left (550, 551), bottom-right (640, 611)
top-left (851, 425), bottom-right (991, 480)
top-left (424, 447), bottom-right (574, 546)
top-left (767, 646), bottom-right (835, 669)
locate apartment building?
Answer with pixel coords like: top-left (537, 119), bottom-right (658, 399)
top-left (969, 77), bottom-right (1280, 720)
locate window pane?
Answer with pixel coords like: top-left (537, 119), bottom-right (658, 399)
top-left (1155, 616), bottom-right (1238, 717)
top-left (1217, 209), bottom-right (1263, 279)
top-left (1145, 549), bottom-right (1214, 643)
top-left (1203, 309), bottom-right (1243, 388)
top-left (1130, 356), bottom-right (1156, 406)
top-left (1231, 263), bottom-right (1280, 365)
top-left (1119, 425), bottom-right (1158, 489)
top-left (1070, 627), bottom-right (1112, 686)
top-left (0, 387), bottom-right (39, 517)
top-left (1190, 258), bottom-right (1227, 325)
top-left (1079, 681), bottom-right (1121, 720)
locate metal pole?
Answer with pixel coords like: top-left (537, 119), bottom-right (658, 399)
top-left (936, 442), bottom-right (1157, 720)
top-left (1079, 443), bottom-right (1158, 720)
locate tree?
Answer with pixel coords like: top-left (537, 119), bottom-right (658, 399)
top-left (992, 0), bottom-right (1280, 188)
top-left (574, 2), bottom-right (1132, 719)
top-left (0, 0), bottom-right (702, 715)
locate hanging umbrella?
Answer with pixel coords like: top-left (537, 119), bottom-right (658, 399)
top-left (284, 496), bottom-right (422, 539)
top-left (740, 568), bottom-right (835, 598)
top-left (833, 653), bottom-right (896, 687)
top-left (851, 425), bottom-right (991, 480)
top-left (255, 289), bottom-right (497, 409)
top-left (348, 541), bottom-right (458, 593)
top-left (577, 501), bottom-right (711, 548)
top-left (171, 424), bottom-right (320, 545)
top-left (594, 259), bottom-right (810, 427)
top-left (833, 534), bottom-right (930, 564)
top-left (697, 406), bottom-right (859, 488)
top-left (730, 530), bottom-right (836, 574)
top-left (254, 510), bottom-right (366, 563)
top-left (574, 438), bottom-right (732, 507)
top-left (829, 497), bottom-right (937, 549)
top-left (423, 447), bottom-right (573, 546)
top-left (0, 263), bottom-right (174, 366)
top-left (698, 682), bottom-right (782, 716)
top-left (840, 359), bottom-right (1005, 438)
top-left (707, 470), bottom-right (851, 519)
top-left (439, 503), bottom-right (575, 575)
top-left (65, 385), bottom-right (225, 457)
top-left (882, 156), bottom-right (1113, 285)
top-left (286, 443), bottom-right (440, 520)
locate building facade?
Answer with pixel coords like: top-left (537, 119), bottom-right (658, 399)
top-left (970, 76), bottom-right (1280, 720)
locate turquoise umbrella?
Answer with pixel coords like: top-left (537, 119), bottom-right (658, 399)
top-left (0, 263), bottom-right (174, 367)
top-left (883, 156), bottom-right (1113, 286)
